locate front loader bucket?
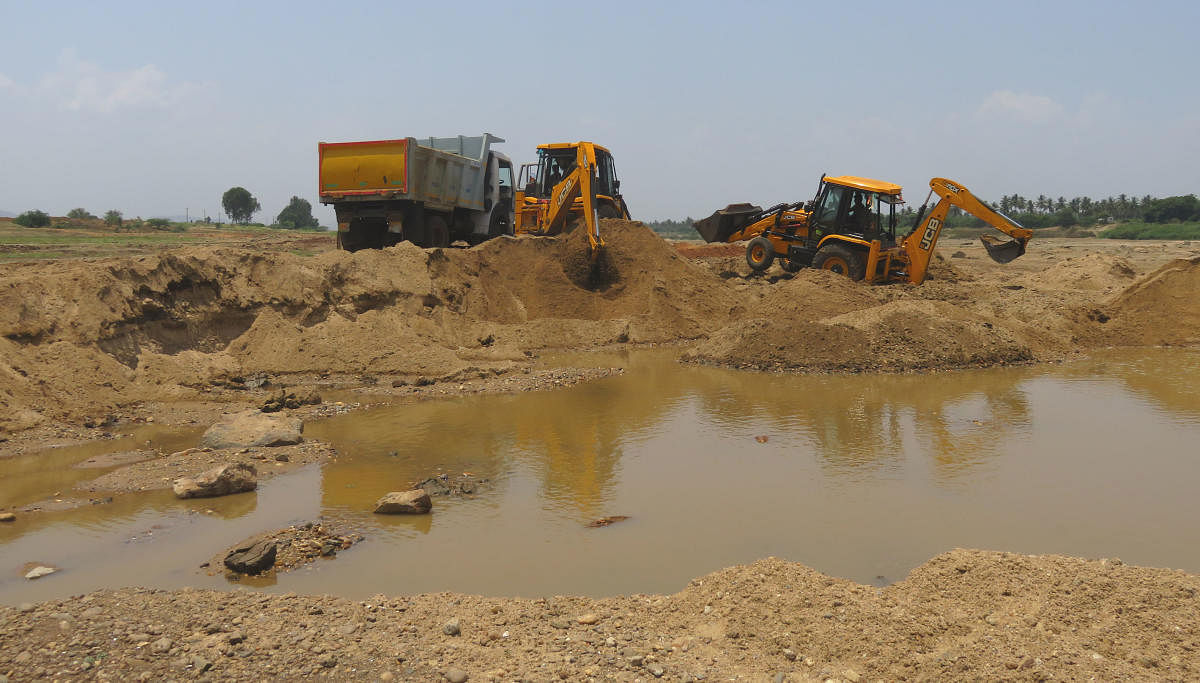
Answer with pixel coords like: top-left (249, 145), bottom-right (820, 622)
top-left (693, 204), bottom-right (762, 243)
top-left (980, 234), bottom-right (1027, 264)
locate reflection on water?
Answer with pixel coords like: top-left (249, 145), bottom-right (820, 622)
top-left (4, 348), bottom-right (1200, 603)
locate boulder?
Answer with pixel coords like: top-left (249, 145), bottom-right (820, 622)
top-left (374, 489), bottom-right (432, 514)
top-left (200, 410), bottom-right (303, 449)
top-left (173, 462), bottom-right (258, 499)
top-left (25, 566), bottom-right (56, 580)
top-left (223, 538), bottom-right (277, 575)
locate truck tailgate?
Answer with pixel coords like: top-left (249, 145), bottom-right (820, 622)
top-left (319, 139), bottom-right (409, 197)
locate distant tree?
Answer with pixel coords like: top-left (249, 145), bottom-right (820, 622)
top-left (145, 218), bottom-right (172, 230)
top-left (1142, 195), bottom-right (1200, 223)
top-left (1055, 208), bottom-right (1078, 227)
top-left (13, 210), bottom-right (51, 228)
top-left (67, 207), bottom-right (96, 220)
top-left (274, 196), bottom-right (320, 229)
top-left (104, 210), bottom-right (123, 227)
top-left (222, 187), bottom-right (261, 224)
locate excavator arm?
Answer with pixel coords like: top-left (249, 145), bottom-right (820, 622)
top-left (900, 177), bottom-right (1033, 284)
top-left (542, 143), bottom-right (604, 255)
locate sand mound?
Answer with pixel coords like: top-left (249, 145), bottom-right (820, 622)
top-left (0, 221), bottom-right (744, 430)
top-left (683, 300), bottom-right (1032, 373)
top-left (756, 269), bottom-right (882, 321)
top-left (1018, 252), bottom-right (1138, 291)
top-left (1098, 256), bottom-right (1200, 346)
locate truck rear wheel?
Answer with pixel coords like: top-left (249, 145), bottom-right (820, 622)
top-left (813, 243), bottom-right (866, 281)
top-left (745, 237), bottom-right (776, 272)
top-left (488, 203), bottom-right (512, 238)
top-left (425, 215), bottom-right (450, 248)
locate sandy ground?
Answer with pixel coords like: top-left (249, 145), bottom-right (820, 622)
top-left (2, 550), bottom-right (1197, 681)
top-left (3, 224), bottom-right (1200, 679)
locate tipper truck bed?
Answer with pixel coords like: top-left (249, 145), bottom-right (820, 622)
top-left (319, 133), bottom-right (515, 250)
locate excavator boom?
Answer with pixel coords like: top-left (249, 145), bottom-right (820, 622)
top-left (900, 178), bottom-right (1033, 284)
top-left (538, 143), bottom-right (605, 254)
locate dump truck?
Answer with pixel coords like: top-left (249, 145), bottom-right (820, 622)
top-left (318, 133), bottom-right (514, 251)
top-left (694, 175), bottom-right (1031, 285)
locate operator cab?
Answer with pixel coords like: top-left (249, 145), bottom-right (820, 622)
top-left (808, 175), bottom-right (904, 246)
top-left (516, 145), bottom-right (621, 200)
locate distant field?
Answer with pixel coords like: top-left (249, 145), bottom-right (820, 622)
top-left (0, 220), bottom-right (335, 261)
top-left (1099, 222), bottom-right (1200, 240)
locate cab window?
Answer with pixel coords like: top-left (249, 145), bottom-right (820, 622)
top-left (814, 185), bottom-right (846, 228)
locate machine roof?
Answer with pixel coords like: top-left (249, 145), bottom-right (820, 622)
top-left (824, 175), bottom-right (903, 195)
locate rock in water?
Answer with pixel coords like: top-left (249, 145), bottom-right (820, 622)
top-left (200, 410), bottom-right (303, 449)
top-left (374, 489), bottom-right (432, 514)
top-left (173, 462), bottom-right (258, 499)
top-left (25, 566), bottom-right (57, 580)
top-left (223, 538), bottom-right (277, 574)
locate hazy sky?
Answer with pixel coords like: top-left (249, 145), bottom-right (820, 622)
top-left (2, 1), bottom-right (1197, 223)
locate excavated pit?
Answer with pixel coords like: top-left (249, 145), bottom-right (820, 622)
top-left (0, 225), bottom-right (1199, 432)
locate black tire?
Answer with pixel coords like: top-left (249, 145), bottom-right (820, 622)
top-left (425, 215), bottom-right (450, 248)
top-left (745, 236), bottom-right (776, 272)
top-left (812, 242), bottom-right (866, 281)
top-left (337, 219), bottom-right (382, 252)
top-left (781, 259), bottom-right (803, 273)
top-left (488, 203), bottom-right (512, 238)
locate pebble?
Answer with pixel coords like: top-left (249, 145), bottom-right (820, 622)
top-left (191, 655), bottom-right (212, 673)
top-left (227, 630), bottom-right (245, 644)
top-left (151, 637), bottom-right (173, 654)
top-left (783, 648), bottom-right (797, 661)
top-left (648, 664), bottom-right (665, 677)
top-left (0, 512), bottom-right (15, 522)
top-left (379, 673), bottom-right (394, 681)
top-left (577, 613), bottom-right (600, 625)
top-left (445, 668), bottom-right (468, 683)
top-left (550, 618), bottom-right (570, 629)
top-left (24, 566), bottom-right (56, 580)
top-left (18, 603), bottom-right (34, 613)
top-left (443, 619), bottom-right (461, 636)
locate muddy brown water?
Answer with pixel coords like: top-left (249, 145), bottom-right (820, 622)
top-left (2, 349), bottom-right (1200, 605)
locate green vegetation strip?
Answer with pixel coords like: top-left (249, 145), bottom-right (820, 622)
top-left (1100, 222), bottom-right (1200, 240)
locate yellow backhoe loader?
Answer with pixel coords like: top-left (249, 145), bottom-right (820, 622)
top-left (694, 175), bottom-right (1031, 284)
top-left (513, 142), bottom-right (631, 257)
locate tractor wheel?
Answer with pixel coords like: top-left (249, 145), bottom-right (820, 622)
top-left (745, 237), bottom-right (776, 272)
top-left (425, 215), bottom-right (450, 248)
top-left (812, 243), bottom-right (866, 281)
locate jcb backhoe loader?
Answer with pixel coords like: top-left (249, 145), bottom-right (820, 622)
top-left (693, 175), bottom-right (1030, 284)
top-left (513, 142), bottom-right (631, 257)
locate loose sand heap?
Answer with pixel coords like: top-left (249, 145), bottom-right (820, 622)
top-left (2, 550), bottom-right (1198, 681)
top-left (0, 221), bottom-right (741, 433)
top-left (3, 223), bottom-right (1198, 434)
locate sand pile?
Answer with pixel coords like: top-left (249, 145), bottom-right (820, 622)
top-left (683, 299), bottom-right (1033, 373)
top-left (3, 549), bottom-right (1198, 680)
top-left (1016, 252), bottom-right (1138, 292)
top-left (1098, 256), bottom-right (1200, 346)
top-left (0, 221), bottom-right (742, 431)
